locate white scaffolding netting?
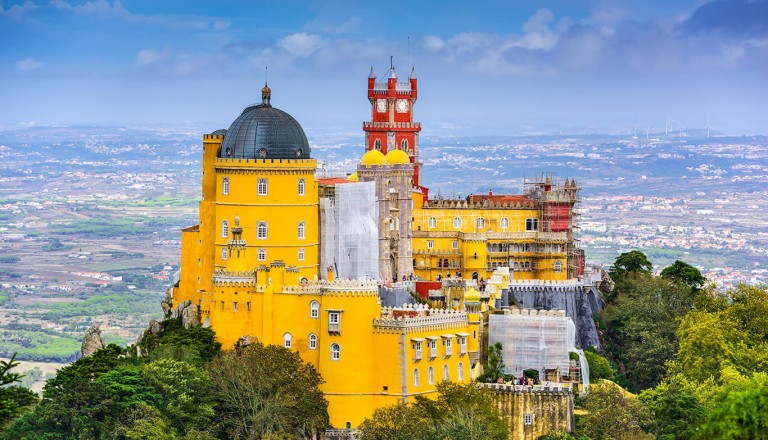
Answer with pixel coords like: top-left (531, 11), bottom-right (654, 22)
top-left (320, 181), bottom-right (379, 280)
top-left (489, 309), bottom-right (589, 393)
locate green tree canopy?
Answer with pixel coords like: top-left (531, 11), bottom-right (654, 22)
top-left (661, 260), bottom-right (706, 290)
top-left (0, 353), bottom-right (38, 432)
top-left (696, 372), bottom-right (768, 440)
top-left (610, 250), bottom-right (652, 280)
top-left (206, 342), bottom-right (328, 438)
top-left (579, 381), bottom-right (654, 440)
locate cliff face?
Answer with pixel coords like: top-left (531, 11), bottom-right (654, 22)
top-left (509, 285), bottom-right (603, 349)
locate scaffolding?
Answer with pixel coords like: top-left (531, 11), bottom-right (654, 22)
top-left (319, 181), bottom-right (380, 280)
top-left (488, 308), bottom-right (589, 393)
top-left (524, 173), bottom-right (583, 278)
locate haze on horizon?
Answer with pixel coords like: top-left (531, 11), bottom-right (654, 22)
top-left (1, 0), bottom-right (766, 136)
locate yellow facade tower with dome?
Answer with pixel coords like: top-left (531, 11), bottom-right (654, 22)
top-left (171, 84), bottom-right (481, 429)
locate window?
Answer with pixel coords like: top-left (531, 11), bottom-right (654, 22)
top-left (257, 178), bottom-right (268, 195)
top-left (401, 139), bottom-right (408, 150)
top-left (459, 336), bottom-right (467, 354)
top-left (257, 248), bottom-right (266, 261)
top-left (222, 177), bottom-right (229, 195)
top-left (444, 337), bottom-right (453, 356)
top-left (298, 221), bottom-right (305, 239)
top-left (257, 222), bottom-right (267, 239)
top-left (221, 248), bottom-right (228, 260)
top-left (428, 217), bottom-right (436, 228)
top-left (310, 301), bottom-right (320, 318)
top-left (331, 343), bottom-right (340, 361)
top-left (413, 368), bottom-right (420, 387)
top-left (526, 218), bottom-right (539, 231)
top-left (453, 217), bottom-right (462, 228)
top-left (443, 364), bottom-right (449, 381)
top-left (328, 311), bottom-right (340, 332)
top-left (554, 260), bottom-right (563, 273)
top-left (220, 301), bottom-right (224, 311)
top-left (428, 366), bottom-right (434, 385)
top-left (374, 139), bottom-right (381, 151)
top-left (524, 414), bottom-right (533, 426)
top-left (232, 301), bottom-right (238, 312)
top-left (298, 248), bottom-right (305, 261)
top-left (476, 217), bottom-right (485, 229)
top-left (221, 220), bottom-right (229, 238)
top-left (309, 333), bottom-right (317, 350)
top-left (452, 240), bottom-right (458, 250)
top-left (458, 362), bottom-right (464, 381)
top-left (414, 341), bottom-right (422, 360)
top-left (298, 178), bottom-right (305, 196)
top-left (427, 240), bottom-right (434, 249)
top-left (429, 339), bottom-right (437, 358)
top-left (246, 302), bottom-right (251, 312)
top-left (501, 217), bottom-right (509, 229)
top-left (283, 333), bottom-right (292, 349)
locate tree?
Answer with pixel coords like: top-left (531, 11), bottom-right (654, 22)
top-left (584, 349), bottom-right (615, 381)
top-left (359, 382), bottom-right (508, 440)
top-left (480, 342), bottom-right (505, 383)
top-left (696, 373), bottom-right (768, 440)
top-left (207, 342), bottom-right (328, 438)
top-left (639, 381), bottom-right (705, 440)
top-left (661, 261), bottom-right (706, 290)
top-left (0, 354), bottom-right (38, 432)
top-left (579, 381), bottom-right (654, 440)
top-left (610, 250), bottom-right (652, 280)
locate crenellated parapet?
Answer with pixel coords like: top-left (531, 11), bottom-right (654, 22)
top-left (373, 306), bottom-right (469, 332)
top-left (484, 382), bottom-right (574, 396)
top-left (213, 269), bottom-right (257, 287)
top-left (422, 199), bottom-right (537, 210)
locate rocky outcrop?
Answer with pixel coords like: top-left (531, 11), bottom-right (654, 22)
top-left (598, 269), bottom-right (615, 296)
top-left (161, 287), bottom-right (174, 318)
top-left (81, 324), bottom-right (105, 357)
top-left (235, 335), bottom-right (256, 350)
top-left (171, 300), bottom-right (199, 328)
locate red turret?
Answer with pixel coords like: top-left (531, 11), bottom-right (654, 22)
top-left (363, 61), bottom-right (423, 185)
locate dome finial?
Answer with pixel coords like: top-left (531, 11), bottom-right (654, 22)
top-left (261, 82), bottom-right (271, 106)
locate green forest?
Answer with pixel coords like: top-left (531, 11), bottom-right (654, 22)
top-left (1, 251), bottom-right (767, 439)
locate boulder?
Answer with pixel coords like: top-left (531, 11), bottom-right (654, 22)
top-left (180, 303), bottom-right (199, 329)
top-left (81, 324), bottom-right (105, 357)
top-left (599, 269), bottom-right (615, 295)
top-left (235, 335), bottom-right (256, 350)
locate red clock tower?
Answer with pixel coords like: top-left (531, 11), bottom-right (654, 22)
top-left (363, 62), bottom-right (423, 186)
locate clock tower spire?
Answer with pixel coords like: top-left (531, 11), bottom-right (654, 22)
top-left (363, 61), bottom-right (423, 186)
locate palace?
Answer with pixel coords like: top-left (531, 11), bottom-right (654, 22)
top-left (170, 64), bottom-right (586, 429)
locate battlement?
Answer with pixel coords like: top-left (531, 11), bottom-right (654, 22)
top-left (484, 382), bottom-right (574, 396)
top-left (373, 305), bottom-right (468, 330)
top-left (422, 198), bottom-right (536, 210)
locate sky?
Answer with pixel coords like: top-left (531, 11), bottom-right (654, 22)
top-left (1, 0), bottom-right (767, 136)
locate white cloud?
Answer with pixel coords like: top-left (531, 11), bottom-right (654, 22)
top-left (50, 0), bottom-right (127, 15)
top-left (278, 33), bottom-right (325, 57)
top-left (212, 20), bottom-right (230, 30)
top-left (16, 58), bottom-right (42, 71)
top-left (19, 121), bottom-right (36, 127)
top-left (522, 8), bottom-right (555, 34)
top-left (423, 35), bottom-right (446, 51)
top-left (136, 49), bottom-right (166, 65)
top-left (0, 0), bottom-right (38, 18)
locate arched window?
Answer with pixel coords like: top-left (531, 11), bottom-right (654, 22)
top-left (257, 248), bottom-right (266, 261)
top-left (310, 300), bottom-right (320, 318)
top-left (298, 221), bottom-right (305, 239)
top-left (413, 368), bottom-right (420, 387)
top-left (283, 333), bottom-right (292, 349)
top-left (428, 366), bottom-right (434, 385)
top-left (374, 139), bottom-right (382, 151)
top-left (298, 178), bottom-right (305, 196)
top-left (221, 248), bottom-right (228, 260)
top-left (222, 177), bottom-right (229, 195)
top-left (331, 343), bottom-right (340, 361)
top-left (401, 139), bottom-right (408, 151)
top-left (443, 364), bottom-right (449, 381)
top-left (554, 260), bottom-right (563, 273)
top-left (458, 362), bottom-right (464, 381)
top-left (257, 222), bottom-right (267, 239)
top-left (428, 217), bottom-right (436, 228)
top-left (257, 178), bottom-right (268, 195)
top-left (298, 248), bottom-right (305, 261)
top-left (453, 217), bottom-right (462, 228)
top-left (501, 217), bottom-right (509, 229)
top-left (221, 220), bottom-right (229, 238)
top-left (476, 217), bottom-right (485, 229)
top-left (309, 333), bottom-right (317, 350)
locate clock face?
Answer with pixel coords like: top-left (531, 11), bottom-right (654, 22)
top-left (376, 99), bottom-right (387, 113)
top-left (396, 99), bottom-right (409, 113)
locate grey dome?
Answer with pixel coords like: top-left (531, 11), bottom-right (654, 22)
top-left (219, 100), bottom-right (310, 160)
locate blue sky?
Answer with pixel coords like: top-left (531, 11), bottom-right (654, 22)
top-left (1, 0), bottom-right (766, 135)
